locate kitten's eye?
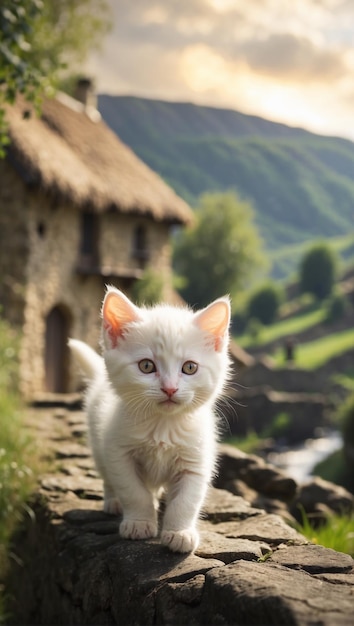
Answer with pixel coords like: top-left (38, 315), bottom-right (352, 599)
top-left (138, 359), bottom-right (156, 374)
top-left (182, 361), bottom-right (198, 375)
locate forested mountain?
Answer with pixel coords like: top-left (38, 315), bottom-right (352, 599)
top-left (98, 95), bottom-right (354, 277)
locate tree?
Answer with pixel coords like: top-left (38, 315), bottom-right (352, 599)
top-left (173, 191), bottom-right (266, 308)
top-left (0, 0), bottom-right (111, 154)
top-left (247, 282), bottom-right (283, 325)
top-left (299, 242), bottom-right (337, 301)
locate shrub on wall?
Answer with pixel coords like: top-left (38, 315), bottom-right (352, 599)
top-left (131, 268), bottom-right (164, 306)
top-left (299, 242), bottom-right (337, 301)
top-left (247, 282), bottom-right (283, 326)
top-left (325, 291), bottom-right (348, 324)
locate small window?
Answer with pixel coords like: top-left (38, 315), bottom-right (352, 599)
top-left (78, 211), bottom-right (99, 271)
top-left (132, 225), bottom-right (149, 267)
top-left (37, 222), bottom-right (46, 238)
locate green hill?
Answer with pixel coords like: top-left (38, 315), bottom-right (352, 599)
top-left (98, 95), bottom-right (354, 278)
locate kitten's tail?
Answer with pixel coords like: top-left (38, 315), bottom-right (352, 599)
top-left (68, 338), bottom-right (105, 381)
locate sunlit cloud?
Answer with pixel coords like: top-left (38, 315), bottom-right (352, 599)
top-left (84, 0), bottom-right (354, 139)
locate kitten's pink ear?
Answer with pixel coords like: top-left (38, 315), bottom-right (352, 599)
top-left (194, 298), bottom-right (231, 352)
top-left (102, 288), bottom-right (140, 348)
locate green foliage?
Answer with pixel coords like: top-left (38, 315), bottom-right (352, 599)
top-left (130, 269), bottom-right (164, 306)
top-left (341, 394), bottom-right (354, 450)
top-left (0, 0), bottom-right (111, 155)
top-left (239, 301), bottom-right (326, 348)
top-left (225, 413), bottom-right (292, 452)
top-left (313, 449), bottom-right (354, 492)
top-left (246, 318), bottom-right (264, 343)
top-left (299, 242), bottom-right (338, 301)
top-left (296, 510), bottom-right (354, 558)
top-left (325, 291), bottom-right (348, 324)
top-left (26, 0), bottom-right (111, 82)
top-left (99, 96), bottom-right (354, 278)
top-left (173, 191), bottom-right (266, 308)
top-left (0, 316), bottom-right (39, 620)
top-left (225, 430), bottom-right (262, 454)
top-left (332, 370), bottom-right (354, 393)
top-left (0, 318), bottom-right (26, 531)
top-left (247, 282), bottom-right (283, 325)
top-left (272, 327), bottom-right (354, 369)
top-left (231, 310), bottom-right (248, 335)
top-left (0, 0), bottom-right (45, 155)
top-left (263, 412), bottom-right (291, 439)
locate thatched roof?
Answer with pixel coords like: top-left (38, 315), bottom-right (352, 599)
top-left (5, 94), bottom-right (193, 225)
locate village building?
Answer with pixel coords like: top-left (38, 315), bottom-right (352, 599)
top-left (0, 86), bottom-right (193, 399)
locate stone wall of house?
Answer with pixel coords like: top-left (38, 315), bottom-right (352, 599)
top-left (19, 193), bottom-right (101, 397)
top-left (18, 190), bottom-right (174, 398)
top-left (100, 212), bottom-right (172, 281)
top-left (0, 161), bottom-right (30, 326)
top-left (2, 158), bottom-right (178, 398)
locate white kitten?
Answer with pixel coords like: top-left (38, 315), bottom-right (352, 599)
top-left (69, 287), bottom-right (231, 553)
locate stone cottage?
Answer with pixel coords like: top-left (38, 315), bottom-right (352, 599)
top-left (0, 90), bottom-right (193, 399)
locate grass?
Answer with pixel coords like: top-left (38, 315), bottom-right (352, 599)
top-left (332, 370), bottom-right (354, 392)
top-left (296, 510), bottom-right (354, 558)
top-left (273, 327), bottom-right (354, 369)
top-left (224, 431), bottom-right (262, 454)
top-left (224, 413), bottom-right (292, 454)
top-left (313, 448), bottom-right (354, 493)
top-left (238, 303), bottom-right (326, 348)
top-left (0, 318), bottom-right (42, 622)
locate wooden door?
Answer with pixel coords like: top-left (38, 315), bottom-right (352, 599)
top-left (45, 306), bottom-right (69, 393)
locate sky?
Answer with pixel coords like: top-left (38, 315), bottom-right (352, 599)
top-left (85, 0), bottom-right (354, 140)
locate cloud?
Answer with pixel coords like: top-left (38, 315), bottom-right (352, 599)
top-left (103, 0), bottom-right (350, 82)
top-left (84, 0), bottom-right (354, 139)
top-left (239, 33), bottom-right (348, 81)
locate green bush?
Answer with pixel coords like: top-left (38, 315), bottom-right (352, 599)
top-left (325, 291), bottom-right (348, 324)
top-left (247, 282), bottom-right (283, 325)
top-left (341, 393), bottom-right (354, 450)
top-left (247, 318), bottom-right (264, 342)
top-left (299, 242), bottom-right (337, 301)
top-left (231, 310), bottom-right (248, 335)
top-left (263, 412), bottom-right (291, 439)
top-left (0, 316), bottom-right (41, 620)
top-left (130, 268), bottom-right (164, 306)
top-left (0, 317), bottom-right (30, 545)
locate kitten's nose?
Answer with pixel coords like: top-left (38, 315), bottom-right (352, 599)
top-left (161, 387), bottom-right (178, 398)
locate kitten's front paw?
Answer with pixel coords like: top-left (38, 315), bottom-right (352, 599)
top-left (104, 497), bottom-right (122, 516)
top-left (120, 519), bottom-right (158, 540)
top-left (161, 528), bottom-right (199, 553)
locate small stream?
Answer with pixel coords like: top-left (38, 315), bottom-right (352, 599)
top-left (266, 430), bottom-right (343, 484)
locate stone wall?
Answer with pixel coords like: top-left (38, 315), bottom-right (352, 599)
top-left (221, 387), bottom-right (328, 441)
top-left (235, 358), bottom-right (326, 394)
top-left (5, 405), bottom-right (354, 625)
top-left (222, 356), bottom-right (351, 442)
top-left (20, 194), bottom-right (103, 397)
top-left (100, 212), bottom-right (172, 283)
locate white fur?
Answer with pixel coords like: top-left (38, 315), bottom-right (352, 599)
top-left (69, 288), bottom-right (231, 553)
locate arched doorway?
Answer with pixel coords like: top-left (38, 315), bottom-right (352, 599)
top-left (45, 305), bottom-right (71, 393)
